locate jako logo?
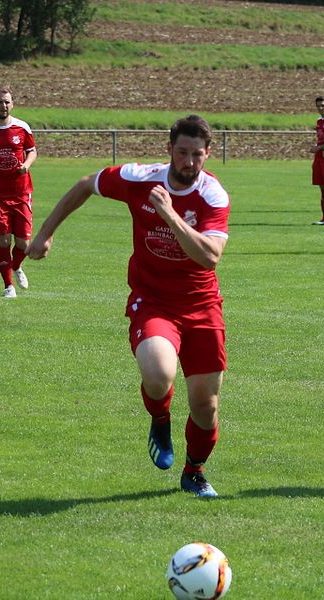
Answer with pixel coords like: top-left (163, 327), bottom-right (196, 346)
top-left (141, 203), bottom-right (155, 213)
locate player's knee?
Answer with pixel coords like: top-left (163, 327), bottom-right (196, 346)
top-left (0, 234), bottom-right (11, 247)
top-left (142, 379), bottom-right (173, 401)
top-left (191, 399), bottom-right (218, 429)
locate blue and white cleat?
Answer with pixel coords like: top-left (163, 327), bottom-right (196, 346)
top-left (180, 471), bottom-right (218, 498)
top-left (148, 420), bottom-right (174, 470)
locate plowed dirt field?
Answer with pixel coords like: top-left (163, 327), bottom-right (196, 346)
top-left (2, 1), bottom-right (323, 159)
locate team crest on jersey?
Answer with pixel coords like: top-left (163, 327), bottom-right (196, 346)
top-left (12, 135), bottom-right (21, 145)
top-left (183, 210), bottom-right (197, 227)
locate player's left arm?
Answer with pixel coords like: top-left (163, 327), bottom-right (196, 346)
top-left (17, 147), bottom-right (37, 174)
top-left (149, 184), bottom-right (227, 269)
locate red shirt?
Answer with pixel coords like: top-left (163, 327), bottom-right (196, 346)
top-left (0, 117), bottom-right (36, 200)
top-left (315, 116), bottom-right (324, 146)
top-left (94, 163), bottom-right (230, 310)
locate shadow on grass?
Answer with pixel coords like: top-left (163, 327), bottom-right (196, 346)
top-left (0, 487), bottom-right (179, 517)
top-left (0, 486), bottom-right (323, 517)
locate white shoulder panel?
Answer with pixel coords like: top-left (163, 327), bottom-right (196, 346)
top-left (120, 162), bottom-right (167, 182)
top-left (198, 172), bottom-right (229, 208)
top-left (11, 117), bottom-right (32, 134)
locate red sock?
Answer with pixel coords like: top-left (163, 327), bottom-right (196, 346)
top-left (0, 247), bottom-right (13, 287)
top-left (12, 246), bottom-right (27, 271)
top-left (184, 415), bottom-right (219, 474)
top-left (141, 384), bottom-right (174, 424)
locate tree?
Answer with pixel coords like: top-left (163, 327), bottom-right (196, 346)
top-left (0, 0), bottom-right (16, 34)
top-left (46, 0), bottom-right (67, 56)
top-left (0, 0), bottom-right (95, 60)
top-left (63, 0), bottom-right (95, 55)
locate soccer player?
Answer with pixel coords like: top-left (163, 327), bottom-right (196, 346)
top-left (310, 95), bottom-right (324, 225)
top-left (0, 85), bottom-right (37, 298)
top-left (27, 115), bottom-right (230, 498)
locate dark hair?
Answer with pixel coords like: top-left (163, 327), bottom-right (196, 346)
top-left (315, 96), bottom-right (324, 104)
top-left (0, 85), bottom-right (13, 97)
top-left (169, 114), bottom-right (212, 149)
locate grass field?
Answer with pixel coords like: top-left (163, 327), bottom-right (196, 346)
top-left (4, 0), bottom-right (324, 69)
top-left (29, 0), bottom-right (324, 70)
top-left (1, 158), bottom-right (323, 599)
top-left (95, 1), bottom-right (324, 32)
top-left (16, 107), bottom-right (317, 131)
top-left (43, 39), bottom-right (324, 71)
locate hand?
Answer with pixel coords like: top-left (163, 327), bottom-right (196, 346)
top-left (26, 234), bottom-right (54, 260)
top-left (148, 185), bottom-right (174, 221)
top-left (17, 163), bottom-right (28, 174)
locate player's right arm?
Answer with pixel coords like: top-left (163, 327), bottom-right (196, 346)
top-left (27, 174), bottom-right (96, 260)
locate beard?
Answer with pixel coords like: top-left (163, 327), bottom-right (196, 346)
top-left (169, 161), bottom-right (199, 186)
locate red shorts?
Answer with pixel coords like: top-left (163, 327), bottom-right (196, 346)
top-left (0, 195), bottom-right (33, 238)
top-left (126, 295), bottom-right (226, 377)
top-left (312, 153), bottom-right (324, 185)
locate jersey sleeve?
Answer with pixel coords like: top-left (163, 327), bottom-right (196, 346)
top-left (198, 173), bottom-right (230, 239)
top-left (94, 162), bottom-right (164, 202)
top-left (201, 205), bottom-right (230, 239)
top-left (94, 164), bottom-right (132, 202)
top-left (25, 130), bottom-right (36, 152)
top-left (316, 119), bottom-right (324, 145)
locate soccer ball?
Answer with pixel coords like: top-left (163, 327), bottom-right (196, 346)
top-left (166, 542), bottom-right (232, 599)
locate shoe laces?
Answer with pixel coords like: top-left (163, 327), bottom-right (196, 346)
top-left (188, 472), bottom-right (210, 490)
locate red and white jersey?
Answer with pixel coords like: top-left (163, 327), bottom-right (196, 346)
top-left (94, 162), bottom-right (230, 309)
top-left (0, 117), bottom-right (35, 199)
top-left (315, 116), bottom-right (324, 146)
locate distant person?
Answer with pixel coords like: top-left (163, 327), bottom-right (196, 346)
top-left (27, 115), bottom-right (230, 498)
top-left (310, 95), bottom-right (324, 225)
top-left (0, 85), bottom-right (37, 298)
